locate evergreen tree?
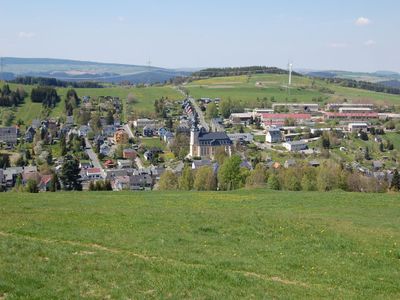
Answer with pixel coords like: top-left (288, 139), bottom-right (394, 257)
top-left (0, 154), bottom-right (11, 168)
top-left (60, 134), bottom-right (67, 156)
top-left (106, 110), bottom-right (114, 125)
top-left (321, 132), bottom-right (330, 149)
top-left (379, 142), bottom-right (384, 152)
top-left (49, 173), bottom-right (60, 192)
top-left (391, 169), bottom-right (400, 191)
top-left (364, 147), bottom-right (371, 160)
top-left (60, 155), bottom-right (82, 191)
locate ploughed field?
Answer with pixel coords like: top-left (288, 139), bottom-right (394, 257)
top-left (0, 190), bottom-right (399, 299)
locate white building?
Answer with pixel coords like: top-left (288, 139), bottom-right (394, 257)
top-left (85, 168), bottom-right (103, 180)
top-left (282, 140), bottom-right (307, 152)
top-left (339, 107), bottom-right (372, 113)
top-left (133, 118), bottom-right (156, 128)
top-left (348, 123), bottom-right (368, 132)
top-left (266, 128), bottom-right (282, 143)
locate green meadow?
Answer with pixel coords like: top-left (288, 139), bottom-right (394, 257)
top-left (186, 74), bottom-right (400, 106)
top-left (0, 190), bottom-right (399, 299)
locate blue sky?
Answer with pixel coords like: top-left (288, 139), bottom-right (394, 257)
top-left (0, 0), bottom-right (399, 71)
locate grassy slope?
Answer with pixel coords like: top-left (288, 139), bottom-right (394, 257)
top-left (0, 190), bottom-right (399, 299)
top-left (186, 74), bottom-right (400, 105)
top-left (0, 82), bottom-right (182, 126)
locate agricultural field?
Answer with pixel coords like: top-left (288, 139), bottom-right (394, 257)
top-left (185, 74), bottom-right (400, 106)
top-left (0, 190), bottom-right (399, 298)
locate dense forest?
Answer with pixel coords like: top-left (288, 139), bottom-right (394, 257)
top-left (9, 76), bottom-right (103, 88)
top-left (0, 84), bottom-right (26, 107)
top-left (31, 87), bottom-right (60, 107)
top-left (322, 77), bottom-right (400, 95)
top-left (192, 66), bottom-right (301, 78)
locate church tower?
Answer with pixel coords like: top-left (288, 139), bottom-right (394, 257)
top-left (190, 124), bottom-right (199, 157)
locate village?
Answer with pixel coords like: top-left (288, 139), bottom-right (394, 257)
top-left (1, 90), bottom-right (400, 192)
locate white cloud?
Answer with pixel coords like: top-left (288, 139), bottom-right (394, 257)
top-left (355, 17), bottom-right (371, 26)
top-left (329, 42), bottom-right (348, 49)
top-left (364, 39), bottom-right (376, 46)
top-left (116, 16), bottom-right (125, 22)
top-left (18, 31), bottom-right (36, 39)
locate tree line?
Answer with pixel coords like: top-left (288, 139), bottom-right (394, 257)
top-left (31, 86), bottom-right (60, 107)
top-left (158, 155), bottom-right (400, 193)
top-left (192, 66), bottom-right (301, 78)
top-left (0, 84), bottom-right (26, 107)
top-left (321, 77), bottom-right (400, 95)
top-left (9, 76), bottom-right (103, 88)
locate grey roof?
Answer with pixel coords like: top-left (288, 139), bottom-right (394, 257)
top-left (286, 140), bottom-right (306, 145)
top-left (0, 127), bottom-right (18, 142)
top-left (267, 129), bottom-right (281, 137)
top-left (129, 174), bottom-right (152, 186)
top-left (105, 169), bottom-right (132, 180)
top-left (198, 132), bottom-right (232, 146)
top-left (192, 159), bottom-right (212, 168)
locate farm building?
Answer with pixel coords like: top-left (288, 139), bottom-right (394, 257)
top-left (229, 113), bottom-right (254, 125)
top-left (272, 103), bottom-right (319, 113)
top-left (261, 113), bottom-right (311, 127)
top-left (323, 112), bottom-right (378, 122)
top-left (326, 103), bottom-right (375, 111)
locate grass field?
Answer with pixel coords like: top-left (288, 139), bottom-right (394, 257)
top-left (0, 190), bottom-right (399, 299)
top-left (186, 74), bottom-right (400, 106)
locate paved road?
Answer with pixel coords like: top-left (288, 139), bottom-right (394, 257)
top-left (176, 86), bottom-right (209, 131)
top-left (189, 97), bottom-right (209, 131)
top-left (123, 123), bottom-right (135, 139)
top-left (85, 138), bottom-right (103, 171)
top-left (123, 123), bottom-right (145, 170)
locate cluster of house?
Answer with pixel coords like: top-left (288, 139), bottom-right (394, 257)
top-left (0, 166), bottom-right (53, 191)
top-left (226, 102), bottom-right (400, 152)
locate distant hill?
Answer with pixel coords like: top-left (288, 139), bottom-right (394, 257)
top-left (302, 69), bottom-right (400, 85)
top-left (0, 57), bottom-right (192, 83)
